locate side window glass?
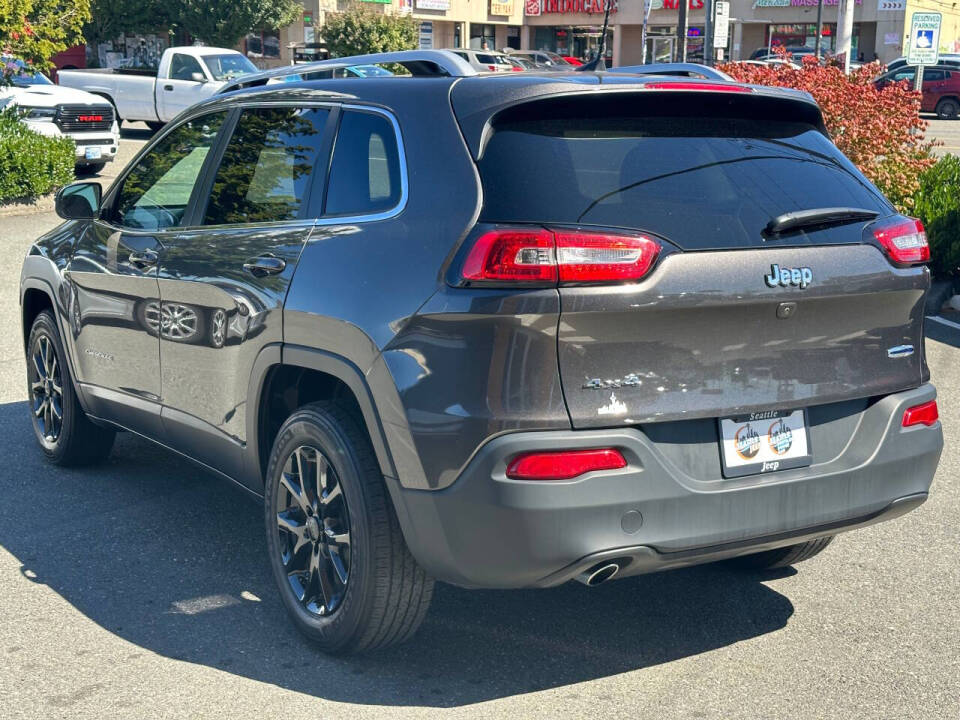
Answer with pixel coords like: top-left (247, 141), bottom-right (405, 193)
top-left (925, 70), bottom-right (944, 82)
top-left (170, 54), bottom-right (204, 81)
top-left (325, 110), bottom-right (402, 216)
top-left (203, 107), bottom-right (329, 225)
top-left (114, 112), bottom-right (225, 230)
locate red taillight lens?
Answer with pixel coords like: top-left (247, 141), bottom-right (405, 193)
top-left (873, 217), bottom-right (929, 266)
top-left (902, 400), bottom-right (938, 427)
top-left (506, 448), bottom-right (627, 480)
top-left (644, 81), bottom-right (752, 93)
top-left (460, 228), bottom-right (661, 286)
top-left (555, 230), bottom-right (661, 283)
top-left (488, 65), bottom-right (497, 72)
top-left (462, 229), bottom-right (557, 283)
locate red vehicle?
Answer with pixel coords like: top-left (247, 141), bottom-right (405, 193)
top-left (562, 55), bottom-right (583, 66)
top-left (875, 65), bottom-right (960, 119)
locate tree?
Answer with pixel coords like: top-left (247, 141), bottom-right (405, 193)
top-left (173, 0), bottom-right (301, 49)
top-left (322, 4), bottom-right (417, 59)
top-left (84, 0), bottom-right (169, 46)
top-left (719, 56), bottom-right (936, 213)
top-left (0, 0), bottom-right (90, 80)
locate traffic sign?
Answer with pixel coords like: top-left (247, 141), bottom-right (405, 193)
top-left (876, 0), bottom-right (905, 11)
top-left (714, 1), bottom-right (730, 49)
top-left (907, 12), bottom-right (941, 66)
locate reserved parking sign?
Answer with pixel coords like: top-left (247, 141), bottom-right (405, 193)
top-left (907, 12), bottom-right (941, 66)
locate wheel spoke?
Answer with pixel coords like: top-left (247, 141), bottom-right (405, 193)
top-left (31, 380), bottom-right (43, 393)
top-left (293, 448), bottom-right (314, 510)
top-left (302, 548), bottom-right (321, 609)
top-left (279, 472), bottom-right (309, 515)
top-left (329, 548), bottom-right (349, 586)
top-left (315, 453), bottom-right (329, 495)
top-left (42, 338), bottom-right (54, 376)
top-left (328, 529), bottom-right (350, 547)
top-left (316, 556), bottom-right (336, 611)
top-left (277, 511), bottom-right (309, 554)
top-left (320, 480), bottom-right (341, 507)
top-left (32, 352), bottom-right (45, 380)
top-left (34, 399), bottom-right (46, 418)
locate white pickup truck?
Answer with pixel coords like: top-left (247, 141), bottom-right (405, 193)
top-left (58, 46), bottom-right (258, 128)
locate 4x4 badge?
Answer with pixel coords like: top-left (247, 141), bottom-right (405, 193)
top-left (765, 263), bottom-right (812, 289)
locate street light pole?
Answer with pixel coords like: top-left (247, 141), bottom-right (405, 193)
top-left (676, 0), bottom-right (689, 62)
top-left (704, 0), bottom-right (714, 65)
top-left (814, 0), bottom-right (824, 59)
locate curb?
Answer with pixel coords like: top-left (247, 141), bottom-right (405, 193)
top-left (0, 195), bottom-right (56, 218)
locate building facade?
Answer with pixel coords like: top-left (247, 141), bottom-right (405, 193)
top-left (90, 0), bottom-right (960, 70)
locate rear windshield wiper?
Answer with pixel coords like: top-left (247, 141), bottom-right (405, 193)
top-left (764, 207), bottom-right (879, 236)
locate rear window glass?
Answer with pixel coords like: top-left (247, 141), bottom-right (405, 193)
top-left (478, 112), bottom-right (890, 250)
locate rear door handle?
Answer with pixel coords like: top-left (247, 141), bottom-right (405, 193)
top-left (243, 255), bottom-right (286, 277)
top-left (129, 249), bottom-right (158, 269)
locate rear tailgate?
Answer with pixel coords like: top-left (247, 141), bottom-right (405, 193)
top-left (470, 87), bottom-right (928, 428)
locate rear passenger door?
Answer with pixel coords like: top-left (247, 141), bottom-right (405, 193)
top-left (156, 104), bottom-right (334, 479)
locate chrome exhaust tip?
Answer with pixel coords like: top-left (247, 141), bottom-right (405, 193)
top-left (577, 562), bottom-right (620, 587)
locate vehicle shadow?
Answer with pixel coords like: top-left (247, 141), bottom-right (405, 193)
top-left (0, 400), bottom-right (794, 707)
top-left (120, 125), bottom-right (157, 141)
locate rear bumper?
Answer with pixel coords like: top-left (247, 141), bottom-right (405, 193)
top-left (388, 384), bottom-right (942, 588)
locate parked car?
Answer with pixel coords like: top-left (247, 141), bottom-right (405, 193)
top-left (886, 54), bottom-right (960, 73)
top-left (750, 46), bottom-right (816, 61)
top-left (58, 46), bottom-right (258, 130)
top-left (0, 65), bottom-right (120, 172)
top-left (562, 56), bottom-right (584, 66)
top-left (445, 48), bottom-right (517, 72)
top-left (22, 52), bottom-right (942, 654)
top-left (270, 64), bottom-right (394, 83)
top-left (875, 65), bottom-right (960, 119)
top-left (503, 49), bottom-right (574, 69)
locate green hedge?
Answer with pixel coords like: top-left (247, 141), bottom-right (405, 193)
top-left (0, 108), bottom-right (74, 202)
top-left (914, 155), bottom-right (960, 279)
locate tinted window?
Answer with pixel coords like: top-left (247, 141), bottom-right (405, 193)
top-left (114, 113), bottom-right (225, 230)
top-left (478, 107), bottom-right (890, 251)
top-left (204, 107), bottom-right (329, 225)
top-left (325, 110), bottom-right (402, 216)
top-left (924, 70), bottom-right (945, 81)
top-left (170, 53), bottom-right (204, 81)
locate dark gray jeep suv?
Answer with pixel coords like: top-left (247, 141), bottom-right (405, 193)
top-left (20, 51), bottom-right (943, 653)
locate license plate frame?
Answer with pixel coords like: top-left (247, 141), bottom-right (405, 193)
top-left (718, 409), bottom-right (812, 479)
top-left (84, 146), bottom-right (102, 161)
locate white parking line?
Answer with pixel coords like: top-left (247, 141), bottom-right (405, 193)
top-left (926, 314), bottom-right (960, 331)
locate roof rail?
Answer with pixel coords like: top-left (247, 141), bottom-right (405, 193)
top-left (608, 63), bottom-right (734, 81)
top-left (219, 50), bottom-right (477, 94)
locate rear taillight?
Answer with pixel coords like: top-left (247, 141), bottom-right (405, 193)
top-left (488, 65), bottom-right (497, 72)
top-left (902, 400), bottom-right (938, 427)
top-left (873, 217), bottom-right (929, 266)
top-left (506, 448), bottom-right (627, 480)
top-left (460, 228), bottom-right (661, 286)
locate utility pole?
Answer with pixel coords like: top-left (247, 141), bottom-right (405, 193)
top-left (704, 0), bottom-right (714, 65)
top-left (836, 0), bottom-right (855, 71)
top-left (676, 0), bottom-right (689, 62)
top-left (814, 0), bottom-right (824, 59)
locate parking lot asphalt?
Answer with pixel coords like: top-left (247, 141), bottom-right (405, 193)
top-left (926, 117), bottom-right (960, 157)
top-left (0, 131), bottom-right (958, 720)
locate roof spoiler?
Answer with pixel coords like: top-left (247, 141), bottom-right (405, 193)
top-left (608, 63), bottom-right (734, 81)
top-left (219, 50), bottom-right (477, 94)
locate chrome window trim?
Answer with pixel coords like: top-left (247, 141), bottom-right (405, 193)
top-left (104, 101), bottom-right (407, 235)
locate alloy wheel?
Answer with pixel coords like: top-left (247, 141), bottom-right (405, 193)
top-left (30, 335), bottom-right (63, 443)
top-left (211, 309), bottom-right (227, 347)
top-left (275, 445), bottom-right (351, 616)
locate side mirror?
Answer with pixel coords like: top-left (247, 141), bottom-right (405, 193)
top-left (55, 182), bottom-right (101, 220)
top-left (190, 72), bottom-right (207, 83)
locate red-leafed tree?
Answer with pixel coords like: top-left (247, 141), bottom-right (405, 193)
top-left (719, 55), bottom-right (936, 213)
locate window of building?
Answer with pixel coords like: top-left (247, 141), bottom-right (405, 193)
top-left (203, 107), bottom-right (330, 225)
top-left (325, 110), bottom-right (402, 217)
top-left (470, 24), bottom-right (496, 50)
top-left (245, 30), bottom-right (280, 59)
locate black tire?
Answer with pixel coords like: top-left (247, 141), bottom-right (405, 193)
top-left (76, 162), bottom-right (106, 176)
top-left (146, 121), bottom-right (165, 133)
top-left (936, 98), bottom-right (959, 120)
top-left (727, 536), bottom-right (834, 570)
top-left (26, 310), bottom-right (115, 466)
top-left (264, 402), bottom-right (433, 653)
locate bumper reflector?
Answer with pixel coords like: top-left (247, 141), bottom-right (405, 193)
top-left (506, 448), bottom-right (627, 481)
top-left (902, 400), bottom-right (938, 427)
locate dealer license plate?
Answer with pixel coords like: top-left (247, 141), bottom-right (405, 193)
top-left (718, 409), bottom-right (812, 478)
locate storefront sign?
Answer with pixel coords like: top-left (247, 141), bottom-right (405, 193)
top-left (525, 0), bottom-right (542, 15)
top-left (415, 0), bottom-right (450, 9)
top-left (659, 0), bottom-right (704, 9)
top-left (490, 0), bottom-right (514, 14)
top-left (541, 0), bottom-right (618, 13)
top-left (714, 0), bottom-right (730, 48)
top-left (754, 0), bottom-right (860, 6)
top-left (907, 12), bottom-right (941, 65)
top-left (419, 21), bottom-right (433, 49)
